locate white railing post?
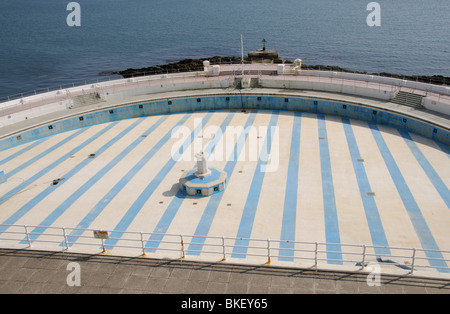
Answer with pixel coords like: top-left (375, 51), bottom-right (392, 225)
top-left (267, 238), bottom-right (271, 264)
top-left (361, 245), bottom-right (367, 269)
top-left (180, 234), bottom-right (185, 259)
top-left (314, 242), bottom-right (319, 271)
top-left (62, 227), bottom-right (69, 251)
top-left (410, 248), bottom-right (417, 274)
top-left (140, 232), bottom-right (146, 257)
top-left (221, 236), bottom-right (226, 261)
top-left (24, 225), bottom-right (32, 248)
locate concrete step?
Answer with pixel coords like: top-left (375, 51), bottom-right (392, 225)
top-left (391, 91), bottom-right (424, 108)
top-left (71, 92), bottom-right (105, 109)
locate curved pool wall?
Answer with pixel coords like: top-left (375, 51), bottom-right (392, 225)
top-left (0, 94), bottom-right (449, 152)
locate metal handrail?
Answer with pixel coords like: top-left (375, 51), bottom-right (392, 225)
top-left (0, 223), bottom-right (449, 276)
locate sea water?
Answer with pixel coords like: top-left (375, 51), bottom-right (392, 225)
top-left (0, 0), bottom-right (449, 98)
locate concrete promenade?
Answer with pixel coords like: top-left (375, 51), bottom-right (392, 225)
top-left (0, 249), bottom-right (449, 294)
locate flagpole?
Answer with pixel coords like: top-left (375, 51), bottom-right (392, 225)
top-left (240, 34), bottom-right (244, 64)
top-left (240, 34), bottom-right (244, 76)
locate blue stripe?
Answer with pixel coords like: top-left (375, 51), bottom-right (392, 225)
top-left (187, 112), bottom-right (257, 255)
top-left (278, 112), bottom-right (301, 261)
top-left (64, 114), bottom-right (189, 246)
top-left (145, 192), bottom-right (186, 251)
top-left (436, 142), bottom-right (450, 159)
top-left (0, 138), bottom-right (48, 167)
top-left (145, 112), bottom-right (236, 252)
top-left (0, 127), bottom-right (95, 206)
top-left (369, 124), bottom-right (448, 272)
top-left (103, 112), bottom-right (214, 250)
top-left (19, 118), bottom-right (156, 243)
top-left (342, 119), bottom-right (390, 256)
top-left (1, 120), bottom-right (142, 235)
top-left (398, 129), bottom-right (450, 208)
top-left (232, 112), bottom-right (279, 258)
top-left (318, 115), bottom-right (343, 265)
top-left (5, 130), bottom-right (89, 179)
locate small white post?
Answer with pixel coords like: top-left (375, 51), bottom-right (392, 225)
top-left (101, 238), bottom-right (106, 253)
top-left (267, 238), bottom-right (271, 264)
top-left (314, 242), bottom-right (319, 271)
top-left (62, 227), bottom-right (69, 251)
top-left (180, 234), bottom-right (185, 259)
top-left (361, 245), bottom-right (367, 269)
top-left (410, 248), bottom-right (417, 274)
top-left (24, 225), bottom-right (32, 248)
top-left (221, 236), bottom-right (226, 261)
top-left (140, 232), bottom-right (146, 257)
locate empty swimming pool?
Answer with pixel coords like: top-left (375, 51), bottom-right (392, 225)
top-left (0, 106), bottom-right (448, 274)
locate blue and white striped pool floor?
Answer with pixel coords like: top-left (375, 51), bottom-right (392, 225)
top-left (0, 110), bottom-right (448, 271)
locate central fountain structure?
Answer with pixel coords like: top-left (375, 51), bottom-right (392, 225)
top-left (179, 152), bottom-right (227, 197)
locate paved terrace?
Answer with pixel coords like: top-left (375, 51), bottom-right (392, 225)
top-left (1, 249), bottom-right (449, 294)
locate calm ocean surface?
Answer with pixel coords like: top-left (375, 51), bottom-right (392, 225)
top-left (0, 0), bottom-right (449, 98)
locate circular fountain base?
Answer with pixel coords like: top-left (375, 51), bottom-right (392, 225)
top-left (179, 168), bottom-right (227, 197)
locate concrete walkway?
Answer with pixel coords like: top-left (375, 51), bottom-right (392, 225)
top-left (0, 249), bottom-right (449, 294)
